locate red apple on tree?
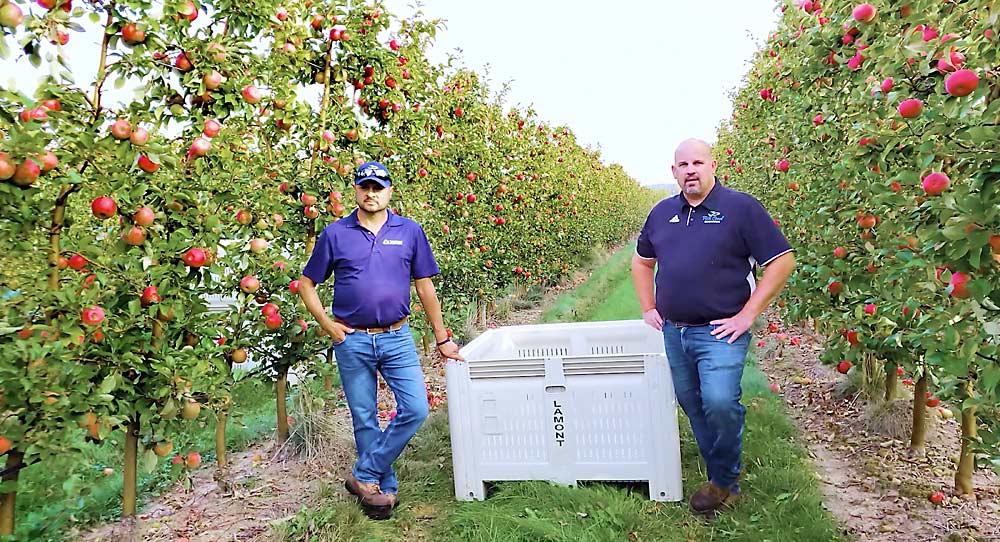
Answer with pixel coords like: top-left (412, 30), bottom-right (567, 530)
top-left (122, 226), bottom-right (146, 246)
top-left (183, 248), bottom-right (208, 267)
top-left (288, 280), bottom-right (300, 294)
top-left (837, 360), bottom-right (852, 374)
top-left (945, 69), bottom-right (979, 97)
top-left (261, 303), bottom-right (279, 317)
top-left (249, 238), bottom-right (269, 253)
top-left (140, 286), bottom-right (161, 307)
top-left (240, 275), bottom-right (260, 293)
top-left (898, 99), bottom-right (923, 118)
top-left (921, 172), bottom-right (949, 195)
top-left (852, 3), bottom-right (876, 23)
top-left (11, 159), bottom-right (40, 187)
top-left (110, 119), bottom-right (132, 140)
top-left (828, 281), bottom-right (843, 295)
top-left (0, 3), bottom-right (24, 28)
top-left (203, 70), bottom-right (223, 90)
top-left (242, 85), bottom-right (263, 104)
top-left (121, 23), bottom-right (145, 45)
top-left (185, 451), bottom-right (202, 469)
top-left (81, 306), bottom-right (105, 326)
top-left (68, 254), bottom-right (87, 270)
top-left (863, 303), bottom-right (876, 316)
top-left (91, 196), bottom-right (117, 219)
top-left (0, 153), bottom-right (14, 180)
top-left (188, 137), bottom-right (211, 158)
top-left (176, 0), bottom-right (198, 21)
top-left (174, 52), bottom-right (193, 72)
top-left (130, 127), bottom-right (149, 146)
top-left (235, 209), bottom-right (253, 225)
top-left (948, 271), bottom-right (970, 298)
top-left (137, 155), bottom-right (160, 173)
top-left (264, 312), bottom-right (282, 330)
top-left (833, 246), bottom-right (847, 259)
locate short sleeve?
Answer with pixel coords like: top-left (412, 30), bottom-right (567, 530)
top-left (302, 227), bottom-right (335, 284)
top-left (740, 196), bottom-right (792, 266)
top-left (411, 225), bottom-right (441, 279)
top-left (636, 212), bottom-right (656, 259)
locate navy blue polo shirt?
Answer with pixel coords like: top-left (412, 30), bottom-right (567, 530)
top-left (302, 209), bottom-right (440, 328)
top-left (636, 181), bottom-right (792, 325)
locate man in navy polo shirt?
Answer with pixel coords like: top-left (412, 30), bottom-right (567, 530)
top-left (298, 161), bottom-right (463, 520)
top-left (631, 139), bottom-right (795, 515)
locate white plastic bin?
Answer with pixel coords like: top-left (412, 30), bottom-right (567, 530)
top-left (446, 319), bottom-right (683, 502)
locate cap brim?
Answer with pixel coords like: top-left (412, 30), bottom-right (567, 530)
top-left (354, 176), bottom-right (391, 187)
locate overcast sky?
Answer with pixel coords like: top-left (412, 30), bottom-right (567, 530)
top-left (2, 1), bottom-right (780, 187)
top-left (384, 0), bottom-right (781, 186)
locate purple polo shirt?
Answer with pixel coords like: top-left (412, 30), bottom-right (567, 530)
top-left (302, 209), bottom-right (440, 328)
top-left (636, 180), bottom-right (792, 325)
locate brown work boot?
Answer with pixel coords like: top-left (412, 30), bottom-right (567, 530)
top-left (690, 482), bottom-right (731, 514)
top-left (344, 474), bottom-right (395, 520)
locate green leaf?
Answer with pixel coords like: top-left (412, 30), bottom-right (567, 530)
top-left (98, 374), bottom-right (117, 394)
top-left (140, 449), bottom-right (158, 474)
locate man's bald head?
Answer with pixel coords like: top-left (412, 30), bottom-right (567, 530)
top-left (674, 138), bottom-right (713, 163)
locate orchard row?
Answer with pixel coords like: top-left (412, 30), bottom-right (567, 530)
top-left (717, 0), bottom-right (999, 499)
top-left (0, 0), bottom-right (658, 536)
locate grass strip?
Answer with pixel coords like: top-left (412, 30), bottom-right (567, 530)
top-left (276, 243), bottom-right (845, 541)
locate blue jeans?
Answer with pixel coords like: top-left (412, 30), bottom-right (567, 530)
top-left (662, 323), bottom-right (749, 490)
top-left (334, 323), bottom-right (429, 494)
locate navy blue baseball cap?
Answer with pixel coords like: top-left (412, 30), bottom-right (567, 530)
top-left (354, 161), bottom-right (392, 188)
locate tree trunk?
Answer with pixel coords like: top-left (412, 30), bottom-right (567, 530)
top-left (276, 369), bottom-right (290, 443)
top-left (0, 451), bottom-right (23, 537)
top-left (884, 362), bottom-right (898, 401)
top-left (215, 409), bottom-right (228, 470)
top-left (909, 373), bottom-right (928, 456)
top-left (122, 417), bottom-right (140, 517)
top-left (955, 382), bottom-right (977, 497)
top-left (421, 330), bottom-right (430, 356)
top-left (324, 345), bottom-right (334, 392)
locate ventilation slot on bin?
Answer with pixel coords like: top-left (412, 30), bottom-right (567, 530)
top-left (516, 347), bottom-right (568, 358)
top-left (468, 360), bottom-right (547, 379)
top-left (590, 344), bottom-right (625, 355)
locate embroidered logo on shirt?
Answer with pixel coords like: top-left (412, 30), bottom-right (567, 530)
top-left (382, 239), bottom-right (404, 246)
top-left (703, 210), bottom-right (725, 224)
top-left (668, 215), bottom-right (680, 223)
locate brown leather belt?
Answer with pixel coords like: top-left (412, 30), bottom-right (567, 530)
top-left (335, 316), bottom-right (408, 334)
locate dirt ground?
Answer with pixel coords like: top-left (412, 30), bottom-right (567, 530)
top-left (756, 313), bottom-right (1000, 542)
top-left (76, 292), bottom-right (547, 542)
top-left (80, 288), bottom-right (1000, 542)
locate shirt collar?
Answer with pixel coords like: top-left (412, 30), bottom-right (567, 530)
top-left (680, 177), bottom-right (724, 210)
top-left (341, 208), bottom-right (402, 229)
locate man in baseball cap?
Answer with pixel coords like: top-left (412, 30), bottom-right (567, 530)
top-left (298, 159), bottom-right (463, 520)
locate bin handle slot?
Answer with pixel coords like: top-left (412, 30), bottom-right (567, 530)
top-left (545, 385), bottom-right (566, 393)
